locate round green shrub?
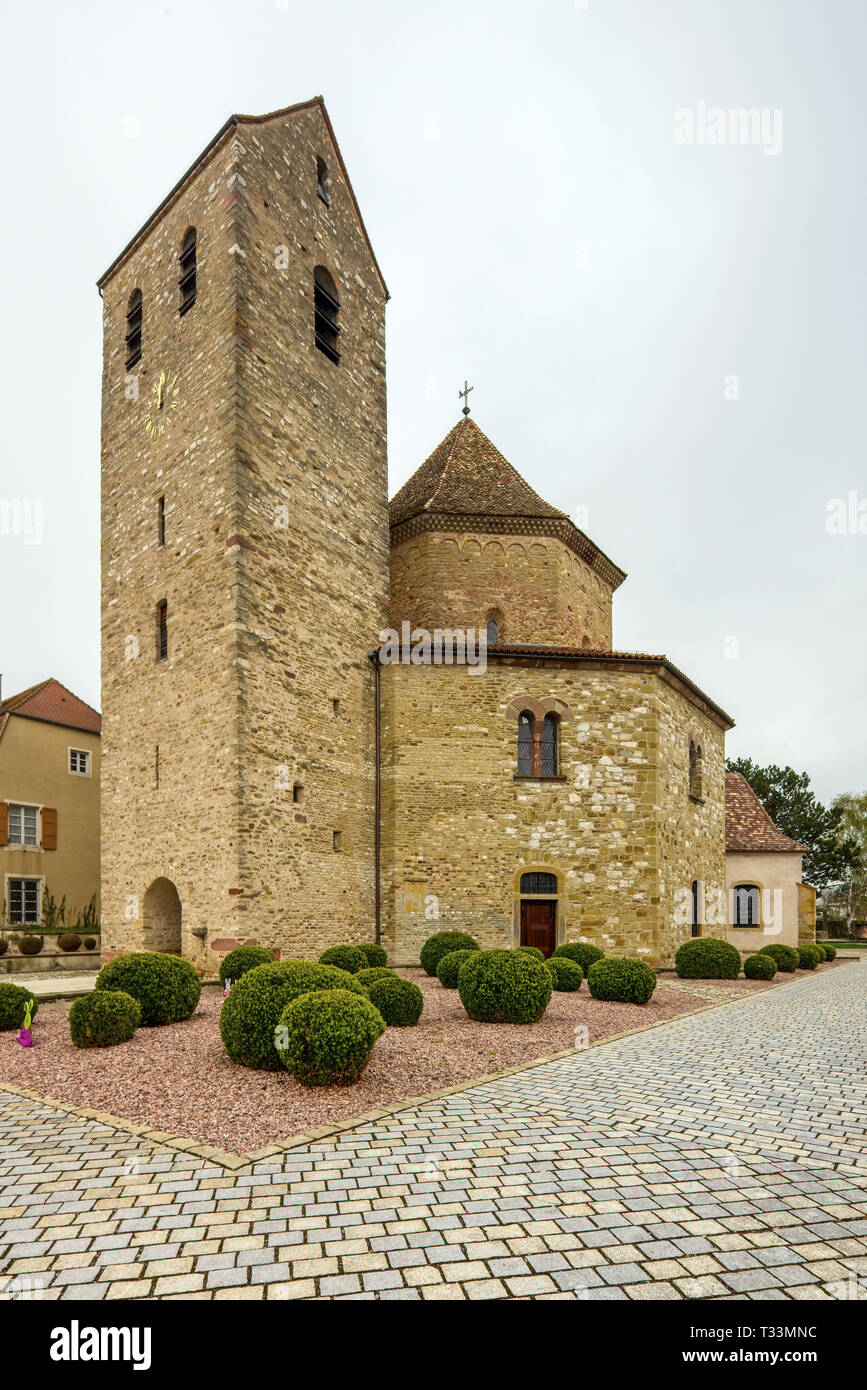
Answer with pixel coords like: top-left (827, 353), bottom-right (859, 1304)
top-left (219, 960), bottom-right (368, 1071)
top-left (553, 941), bottom-right (604, 975)
top-left (675, 937), bottom-right (741, 980)
top-left (744, 953), bottom-right (777, 980)
top-left (276, 989), bottom-right (385, 1086)
top-left (84, 937), bottom-right (97, 951)
top-left (797, 945), bottom-right (821, 970)
top-left (759, 943), bottom-right (799, 972)
top-left (812, 943), bottom-right (827, 961)
top-left (69, 990), bottom-right (140, 1048)
top-left (359, 943), bottom-right (388, 969)
top-left (545, 957), bottom-right (583, 992)
top-left (0, 983), bottom-right (39, 1031)
top-left (18, 935), bottom-right (43, 956)
top-left (822, 943), bottom-right (837, 960)
top-left (587, 957), bottom-right (657, 1005)
top-left (58, 933), bottom-right (82, 953)
top-left (435, 949), bottom-right (478, 989)
top-left (420, 931), bottom-right (480, 976)
top-left (458, 949), bottom-right (552, 1024)
top-left (366, 976), bottom-right (424, 1026)
top-left (95, 952), bottom-right (201, 1026)
top-left (319, 945), bottom-right (368, 974)
top-left (515, 945), bottom-right (545, 961)
top-left (357, 967), bottom-right (397, 989)
top-left (219, 945), bottom-right (273, 987)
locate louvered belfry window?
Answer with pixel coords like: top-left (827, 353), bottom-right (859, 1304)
top-left (314, 266), bottom-right (340, 363)
top-left (157, 601), bottom-right (168, 661)
top-left (125, 289), bottom-right (142, 368)
top-left (179, 228), bottom-right (197, 315)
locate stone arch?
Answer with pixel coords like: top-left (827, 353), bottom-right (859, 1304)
top-left (142, 877), bottom-right (182, 954)
top-left (504, 695), bottom-right (575, 723)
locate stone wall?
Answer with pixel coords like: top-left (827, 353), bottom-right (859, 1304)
top-left (389, 531), bottom-right (613, 648)
top-left (380, 655), bottom-right (727, 968)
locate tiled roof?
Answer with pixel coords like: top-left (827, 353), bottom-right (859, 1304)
top-left (0, 678), bottom-right (101, 735)
top-left (725, 773), bottom-right (806, 853)
top-left (390, 418), bottom-right (568, 526)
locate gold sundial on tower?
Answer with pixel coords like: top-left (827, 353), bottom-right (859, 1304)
top-left (144, 369), bottom-right (180, 439)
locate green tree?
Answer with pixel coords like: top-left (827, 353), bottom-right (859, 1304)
top-left (824, 792), bottom-right (867, 933)
top-left (726, 758), bottom-right (861, 894)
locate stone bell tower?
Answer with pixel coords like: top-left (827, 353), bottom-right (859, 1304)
top-left (98, 98), bottom-right (389, 966)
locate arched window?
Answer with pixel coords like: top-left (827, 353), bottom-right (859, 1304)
top-left (517, 713), bottom-right (533, 775)
top-left (733, 884), bottom-right (760, 927)
top-left (690, 879), bottom-right (702, 937)
top-left (316, 156), bottom-right (330, 205)
top-left (125, 289), bottom-right (142, 368)
top-left (486, 619), bottom-right (499, 647)
top-left (178, 228), bottom-right (197, 315)
top-left (314, 266), bottom-right (340, 363)
top-left (520, 871), bottom-right (557, 895)
top-left (541, 714), bottom-right (559, 776)
top-left (689, 740), bottom-right (704, 800)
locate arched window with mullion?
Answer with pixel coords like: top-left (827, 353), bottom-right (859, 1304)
top-left (541, 714), bottom-right (559, 776)
top-left (733, 884), bottom-right (760, 927)
top-left (517, 712), bottom-right (533, 775)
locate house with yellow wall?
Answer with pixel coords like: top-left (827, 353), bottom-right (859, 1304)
top-left (0, 678), bottom-right (101, 935)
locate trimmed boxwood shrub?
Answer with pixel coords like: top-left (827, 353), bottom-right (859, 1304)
top-left (515, 945), bottom-right (545, 961)
top-left (553, 941), bottom-right (604, 975)
top-left (759, 943), bottom-right (799, 972)
top-left (744, 953), bottom-right (777, 980)
top-left (367, 976), bottom-right (424, 1026)
top-left (69, 990), bottom-right (140, 1048)
top-left (18, 935), bottom-right (43, 956)
top-left (276, 989), bottom-right (385, 1087)
top-left (84, 937), bottom-right (97, 951)
top-left (319, 945), bottom-right (368, 974)
top-left (675, 937), bottom-right (740, 980)
top-left (797, 945), bottom-right (821, 970)
top-left (812, 943), bottom-right (827, 961)
top-left (545, 957), bottom-right (583, 992)
top-left (822, 943), bottom-right (837, 960)
top-left (359, 943), bottom-right (388, 969)
top-left (0, 983), bottom-right (39, 1031)
top-left (436, 949), bottom-right (478, 989)
top-left (587, 957), bottom-right (657, 1005)
top-left (219, 960), bottom-right (368, 1071)
top-left (58, 933), bottom-right (83, 953)
top-left (219, 945), bottom-right (273, 987)
top-left (420, 931), bottom-right (480, 976)
top-left (458, 949), bottom-right (552, 1024)
top-left (357, 967), bottom-right (397, 989)
top-left (95, 952), bottom-right (201, 1026)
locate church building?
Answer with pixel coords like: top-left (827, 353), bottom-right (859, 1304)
top-left (98, 97), bottom-right (735, 970)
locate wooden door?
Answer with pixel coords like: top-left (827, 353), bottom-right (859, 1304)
top-left (520, 900), bottom-right (557, 957)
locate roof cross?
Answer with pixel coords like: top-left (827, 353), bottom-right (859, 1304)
top-left (458, 379), bottom-right (473, 417)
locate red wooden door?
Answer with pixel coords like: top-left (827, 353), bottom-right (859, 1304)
top-left (520, 900), bottom-right (557, 957)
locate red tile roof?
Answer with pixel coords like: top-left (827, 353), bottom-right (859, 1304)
top-left (725, 773), bottom-right (806, 853)
top-left (0, 678), bottom-right (101, 735)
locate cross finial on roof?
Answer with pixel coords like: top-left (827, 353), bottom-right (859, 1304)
top-left (458, 379), bottom-right (473, 417)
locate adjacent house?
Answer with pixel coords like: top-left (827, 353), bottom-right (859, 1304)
top-left (725, 771), bottom-right (815, 953)
top-left (0, 678), bottom-right (101, 933)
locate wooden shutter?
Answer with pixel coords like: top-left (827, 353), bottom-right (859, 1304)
top-left (42, 807), bottom-right (57, 850)
top-left (0, 802), bottom-right (7, 846)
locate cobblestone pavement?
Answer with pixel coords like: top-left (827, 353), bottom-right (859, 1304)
top-left (1, 965), bottom-right (865, 1301)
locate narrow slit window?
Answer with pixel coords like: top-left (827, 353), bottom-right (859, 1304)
top-left (125, 289), bottom-right (142, 368)
top-left (316, 156), bottom-right (330, 205)
top-left (157, 600), bottom-right (168, 661)
top-left (157, 495), bottom-right (166, 546)
top-left (178, 228), bottom-right (197, 315)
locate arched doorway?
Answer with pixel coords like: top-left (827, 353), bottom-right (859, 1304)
top-left (142, 877), bottom-right (182, 955)
top-left (517, 870), bottom-right (559, 957)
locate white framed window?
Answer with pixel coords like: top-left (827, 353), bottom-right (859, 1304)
top-left (6, 876), bottom-right (41, 925)
top-left (69, 748), bottom-right (90, 776)
top-left (8, 804), bottom-right (39, 847)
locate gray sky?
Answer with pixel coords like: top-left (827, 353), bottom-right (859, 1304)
top-left (2, 0), bottom-right (864, 803)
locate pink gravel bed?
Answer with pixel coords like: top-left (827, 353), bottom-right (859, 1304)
top-left (657, 959), bottom-right (845, 994)
top-left (0, 968), bottom-right (716, 1154)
